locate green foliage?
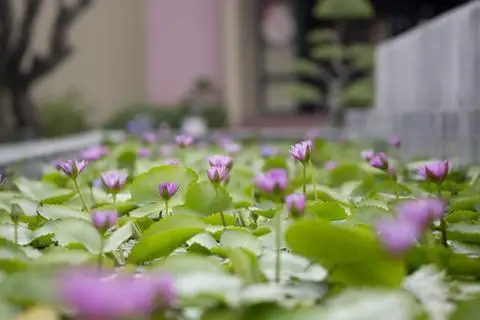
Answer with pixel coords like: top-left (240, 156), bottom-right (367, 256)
top-left (38, 92), bottom-right (90, 138)
top-left (293, 0), bottom-right (375, 111)
top-left (314, 0), bottom-right (374, 20)
top-left (340, 78), bottom-right (374, 107)
top-left (2, 134), bottom-right (480, 319)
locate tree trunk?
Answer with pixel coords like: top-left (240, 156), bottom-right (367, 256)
top-left (327, 80), bottom-right (345, 127)
top-left (9, 85), bottom-right (38, 140)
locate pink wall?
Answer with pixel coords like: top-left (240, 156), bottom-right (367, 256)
top-left (147, 0), bottom-right (223, 106)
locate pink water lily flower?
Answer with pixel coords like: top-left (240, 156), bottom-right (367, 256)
top-left (91, 210), bottom-right (118, 233)
top-left (418, 160), bottom-right (450, 182)
top-left (59, 268), bottom-right (175, 318)
top-left (207, 166), bottom-right (230, 184)
top-left (100, 170), bottom-right (127, 192)
top-left (285, 193), bottom-right (306, 218)
top-left (158, 182), bottom-right (180, 200)
top-left (254, 168), bottom-right (288, 193)
top-left (80, 146), bottom-right (109, 162)
top-left (55, 159), bottom-right (88, 179)
top-left (208, 155), bottom-right (233, 169)
top-left (289, 140), bottom-right (313, 162)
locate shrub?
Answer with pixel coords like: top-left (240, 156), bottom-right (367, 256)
top-left (39, 91), bottom-right (90, 138)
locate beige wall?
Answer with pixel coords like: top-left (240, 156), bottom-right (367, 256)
top-left (29, 0), bottom-right (147, 124)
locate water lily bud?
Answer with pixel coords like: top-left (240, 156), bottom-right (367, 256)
top-left (137, 148), bottom-right (151, 158)
top-left (361, 150), bottom-right (375, 161)
top-left (388, 135), bottom-right (401, 149)
top-left (418, 160), bottom-right (450, 182)
top-left (254, 169), bottom-right (288, 194)
top-left (261, 146), bottom-right (278, 158)
top-left (100, 170), bottom-right (127, 192)
top-left (223, 142), bottom-right (241, 154)
top-left (80, 146), bottom-right (109, 162)
top-left (396, 200), bottom-right (431, 233)
top-left (207, 166), bottom-right (230, 184)
top-left (158, 183), bottom-right (180, 201)
top-left (208, 155), bottom-right (233, 170)
top-left (289, 140), bottom-right (313, 163)
top-left (285, 193), bottom-right (306, 218)
top-left (175, 134), bottom-right (194, 148)
top-left (369, 152), bottom-right (389, 171)
top-left (142, 132), bottom-right (157, 144)
top-left (59, 268), bottom-right (176, 318)
top-left (91, 210), bottom-right (118, 233)
top-left (163, 159), bottom-right (180, 166)
top-left (55, 159), bottom-right (88, 179)
top-left (325, 161), bottom-right (337, 170)
top-left (10, 203), bottom-right (23, 223)
top-left (376, 219), bottom-right (419, 256)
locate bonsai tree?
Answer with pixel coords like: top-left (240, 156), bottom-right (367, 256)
top-left (0, 0), bottom-right (94, 138)
top-left (292, 0), bottom-right (375, 126)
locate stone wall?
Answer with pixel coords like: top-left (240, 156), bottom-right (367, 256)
top-left (348, 1), bottom-right (480, 164)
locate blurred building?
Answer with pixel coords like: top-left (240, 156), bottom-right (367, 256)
top-left (34, 0), bottom-right (470, 127)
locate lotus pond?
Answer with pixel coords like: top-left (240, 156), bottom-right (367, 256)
top-left (1, 132), bottom-right (480, 319)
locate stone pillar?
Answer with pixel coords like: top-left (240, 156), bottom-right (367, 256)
top-left (223, 0), bottom-right (246, 127)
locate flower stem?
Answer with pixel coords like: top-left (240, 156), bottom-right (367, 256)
top-left (309, 159), bottom-right (317, 200)
top-left (112, 193), bottom-right (117, 210)
top-left (437, 183), bottom-right (448, 248)
top-left (13, 221), bottom-right (18, 246)
top-left (302, 164), bottom-right (307, 195)
top-left (164, 200), bottom-right (169, 218)
top-left (73, 179), bottom-right (89, 214)
top-left (89, 187), bottom-right (96, 206)
top-left (98, 236), bottom-right (105, 272)
top-left (215, 186), bottom-right (227, 226)
top-left (274, 210), bottom-right (282, 283)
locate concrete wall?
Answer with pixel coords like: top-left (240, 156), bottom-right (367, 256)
top-left (375, 2), bottom-right (479, 113)
top-left (147, 0), bottom-right (223, 106)
top-left (348, 1), bottom-right (480, 163)
top-left (30, 0), bottom-right (147, 124)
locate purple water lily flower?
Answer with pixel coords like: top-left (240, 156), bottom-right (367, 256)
top-left (80, 146), bottom-right (108, 162)
top-left (325, 161), bottom-right (337, 171)
top-left (100, 170), bottom-right (127, 192)
top-left (158, 182), bottom-right (180, 201)
top-left (305, 129), bottom-right (321, 140)
top-left (142, 132), bottom-right (158, 144)
top-left (254, 168), bottom-right (288, 193)
top-left (376, 218), bottom-right (420, 256)
top-left (389, 135), bottom-right (401, 149)
top-left (59, 269), bottom-right (175, 318)
top-left (418, 160), bottom-right (450, 182)
top-left (224, 144), bottom-right (241, 154)
top-left (285, 193), bottom-right (306, 218)
top-left (55, 160), bottom-right (88, 179)
top-left (424, 198), bottom-right (447, 220)
top-left (369, 152), bottom-right (389, 170)
top-left (207, 166), bottom-right (230, 184)
top-left (261, 146), bottom-right (278, 158)
top-left (208, 155), bottom-right (233, 169)
top-left (175, 134), bottom-right (194, 148)
top-left (159, 145), bottom-right (174, 157)
top-left (164, 159), bottom-right (180, 166)
top-left (137, 148), bottom-right (151, 158)
top-left (289, 140), bottom-right (313, 163)
top-left (91, 210), bottom-right (118, 233)
top-left (396, 200), bottom-right (432, 233)
top-left (361, 150), bottom-right (375, 161)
